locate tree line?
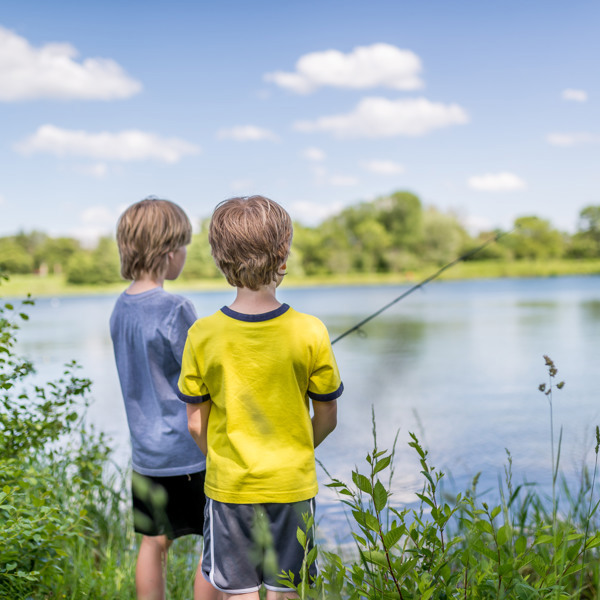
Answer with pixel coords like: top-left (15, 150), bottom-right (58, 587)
top-left (1, 191), bottom-right (599, 285)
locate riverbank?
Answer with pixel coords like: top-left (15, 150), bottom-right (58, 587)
top-left (2, 258), bottom-right (600, 298)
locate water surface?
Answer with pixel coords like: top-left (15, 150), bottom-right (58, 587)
top-left (14, 276), bottom-right (600, 544)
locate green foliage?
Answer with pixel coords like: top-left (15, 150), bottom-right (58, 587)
top-left (179, 220), bottom-right (220, 280)
top-left (65, 236), bottom-right (121, 285)
top-left (0, 280), bottom-right (117, 597)
top-left (420, 207), bottom-right (469, 265)
top-left (502, 216), bottom-right (566, 260)
top-left (567, 206), bottom-right (600, 259)
top-left (283, 360), bottom-right (600, 599)
top-left (4, 198), bottom-right (600, 285)
top-left (35, 236), bottom-right (81, 273)
top-left (0, 276), bottom-right (209, 599)
top-left (0, 238), bottom-right (34, 274)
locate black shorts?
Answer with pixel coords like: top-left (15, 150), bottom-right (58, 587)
top-left (131, 470), bottom-right (207, 539)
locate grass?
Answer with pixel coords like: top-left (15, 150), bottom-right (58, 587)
top-left (3, 258), bottom-right (600, 298)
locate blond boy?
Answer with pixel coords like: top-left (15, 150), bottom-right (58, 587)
top-left (178, 196), bottom-right (343, 599)
top-left (110, 198), bottom-right (217, 600)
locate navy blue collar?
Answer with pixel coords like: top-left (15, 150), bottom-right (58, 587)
top-left (220, 303), bottom-right (290, 322)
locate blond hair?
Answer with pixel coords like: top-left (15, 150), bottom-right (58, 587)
top-left (116, 198), bottom-right (192, 280)
top-left (209, 196), bottom-right (292, 290)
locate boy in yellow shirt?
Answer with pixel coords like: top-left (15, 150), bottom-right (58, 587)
top-left (178, 195), bottom-right (343, 599)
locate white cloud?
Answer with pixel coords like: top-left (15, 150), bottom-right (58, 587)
top-left (73, 162), bottom-right (109, 178)
top-left (467, 172), bottom-right (526, 192)
top-left (290, 200), bottom-right (345, 225)
top-left (70, 205), bottom-right (121, 246)
top-left (329, 175), bottom-right (359, 187)
top-left (294, 97), bottom-right (469, 138)
top-left (310, 166), bottom-right (358, 187)
top-left (546, 132), bottom-right (600, 146)
top-left (264, 43), bottom-right (423, 94)
top-left (562, 88), bottom-right (588, 102)
top-left (15, 125), bottom-right (200, 163)
top-left (302, 147), bottom-right (326, 161)
top-left (216, 125), bottom-right (279, 142)
top-left (0, 25), bottom-right (141, 101)
top-left (361, 159), bottom-right (405, 175)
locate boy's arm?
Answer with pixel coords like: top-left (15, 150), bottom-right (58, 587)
top-left (187, 401), bottom-right (211, 456)
top-left (311, 399), bottom-right (337, 448)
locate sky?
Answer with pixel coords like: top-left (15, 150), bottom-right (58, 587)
top-left (0, 0), bottom-right (598, 244)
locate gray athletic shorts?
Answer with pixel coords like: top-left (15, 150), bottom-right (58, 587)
top-left (202, 498), bottom-right (317, 594)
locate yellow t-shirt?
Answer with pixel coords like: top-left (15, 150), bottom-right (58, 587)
top-left (178, 304), bottom-right (343, 503)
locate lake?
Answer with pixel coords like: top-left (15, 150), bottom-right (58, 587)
top-left (12, 275), bottom-right (600, 545)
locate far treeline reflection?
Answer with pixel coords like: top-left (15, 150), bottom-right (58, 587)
top-left (1, 191), bottom-right (600, 285)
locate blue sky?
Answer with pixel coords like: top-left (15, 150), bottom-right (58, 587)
top-left (1, 0), bottom-right (598, 243)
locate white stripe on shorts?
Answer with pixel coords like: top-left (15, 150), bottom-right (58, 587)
top-left (206, 498), bottom-right (261, 595)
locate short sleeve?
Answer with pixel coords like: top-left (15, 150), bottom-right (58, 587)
top-left (167, 298), bottom-right (197, 364)
top-left (307, 327), bottom-right (344, 402)
top-left (177, 329), bottom-right (211, 404)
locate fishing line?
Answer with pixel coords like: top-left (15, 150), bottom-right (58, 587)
top-left (331, 229), bottom-right (513, 345)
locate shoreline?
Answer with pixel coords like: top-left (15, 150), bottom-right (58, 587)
top-left (2, 258), bottom-right (600, 298)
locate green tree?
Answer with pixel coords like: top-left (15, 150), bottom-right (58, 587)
top-left (35, 237), bottom-right (80, 274)
top-left (374, 190), bottom-right (423, 252)
top-left (291, 223), bottom-right (331, 276)
top-left (463, 230), bottom-right (514, 261)
top-left (420, 208), bottom-right (469, 265)
top-left (502, 216), bottom-right (565, 260)
top-left (179, 221), bottom-right (220, 280)
top-left (353, 219), bottom-right (391, 272)
top-left (92, 237), bottom-right (121, 284)
top-left (567, 205), bottom-right (600, 258)
top-left (0, 238), bottom-right (34, 274)
top-left (65, 237), bottom-right (121, 285)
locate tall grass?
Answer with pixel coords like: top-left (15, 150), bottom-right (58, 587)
top-left (281, 357), bottom-right (600, 599)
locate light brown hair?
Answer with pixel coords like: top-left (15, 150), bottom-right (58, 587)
top-left (116, 198), bottom-right (192, 280)
top-left (209, 195), bottom-right (292, 290)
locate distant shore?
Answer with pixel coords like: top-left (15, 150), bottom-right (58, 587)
top-left (2, 258), bottom-right (600, 298)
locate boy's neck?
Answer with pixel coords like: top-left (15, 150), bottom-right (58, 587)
top-left (126, 273), bottom-right (164, 295)
top-left (229, 282), bottom-right (281, 315)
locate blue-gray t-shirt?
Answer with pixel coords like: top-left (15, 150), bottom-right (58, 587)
top-left (110, 287), bottom-right (206, 476)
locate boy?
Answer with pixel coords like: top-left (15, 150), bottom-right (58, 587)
top-left (178, 195), bottom-right (343, 599)
top-left (110, 198), bottom-right (217, 600)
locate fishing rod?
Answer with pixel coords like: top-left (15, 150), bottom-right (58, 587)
top-left (331, 229), bottom-right (512, 345)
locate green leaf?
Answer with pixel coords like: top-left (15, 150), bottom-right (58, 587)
top-left (515, 535), bottom-right (527, 555)
top-left (534, 534), bottom-right (554, 545)
top-left (420, 588), bottom-right (435, 600)
top-left (497, 524), bottom-right (509, 546)
top-left (362, 550), bottom-right (388, 568)
top-left (352, 472), bottom-right (372, 495)
top-left (474, 520), bottom-right (494, 535)
top-left (383, 525), bottom-right (405, 548)
top-left (373, 480), bottom-right (388, 512)
top-left (373, 455), bottom-right (391, 475)
top-left (364, 512), bottom-right (381, 533)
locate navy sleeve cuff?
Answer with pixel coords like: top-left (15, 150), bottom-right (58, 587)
top-left (308, 382), bottom-right (344, 402)
top-left (177, 390), bottom-right (211, 404)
